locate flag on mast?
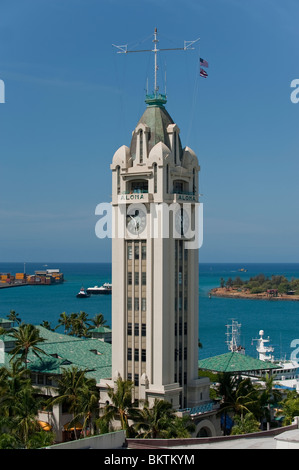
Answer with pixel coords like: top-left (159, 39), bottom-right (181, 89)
top-left (200, 58), bottom-right (209, 68)
top-left (200, 68), bottom-right (208, 78)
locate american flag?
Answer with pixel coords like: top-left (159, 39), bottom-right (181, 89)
top-left (200, 58), bottom-right (209, 68)
top-left (200, 68), bottom-right (208, 78)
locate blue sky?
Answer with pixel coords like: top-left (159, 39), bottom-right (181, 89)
top-left (1, 0), bottom-right (299, 263)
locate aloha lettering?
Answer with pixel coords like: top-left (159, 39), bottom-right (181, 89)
top-left (120, 194), bottom-right (144, 200)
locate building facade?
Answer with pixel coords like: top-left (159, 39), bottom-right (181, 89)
top-left (99, 93), bottom-right (209, 410)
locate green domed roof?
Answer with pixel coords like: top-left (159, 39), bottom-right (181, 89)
top-left (130, 96), bottom-right (182, 160)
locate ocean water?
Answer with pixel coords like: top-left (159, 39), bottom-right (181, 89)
top-left (1, 262), bottom-right (299, 361)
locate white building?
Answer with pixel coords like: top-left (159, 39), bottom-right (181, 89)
top-left (99, 89), bottom-right (211, 413)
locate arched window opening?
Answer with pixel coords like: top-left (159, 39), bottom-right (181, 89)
top-left (139, 130), bottom-right (143, 163)
top-left (116, 166), bottom-right (120, 195)
top-left (153, 163), bottom-right (157, 193)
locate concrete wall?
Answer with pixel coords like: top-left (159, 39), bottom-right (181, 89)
top-left (45, 431), bottom-right (126, 450)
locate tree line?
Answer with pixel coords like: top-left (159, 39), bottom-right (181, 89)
top-left (2, 315), bottom-right (299, 447)
top-left (4, 310), bottom-right (109, 338)
top-left (219, 274), bottom-right (299, 295)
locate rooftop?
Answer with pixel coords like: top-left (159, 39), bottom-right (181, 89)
top-left (0, 325), bottom-right (112, 383)
top-left (198, 351), bottom-right (280, 374)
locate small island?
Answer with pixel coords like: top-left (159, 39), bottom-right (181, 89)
top-left (209, 273), bottom-right (299, 301)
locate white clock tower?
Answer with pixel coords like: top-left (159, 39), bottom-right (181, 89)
top-left (99, 30), bottom-right (210, 411)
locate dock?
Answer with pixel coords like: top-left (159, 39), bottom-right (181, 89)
top-left (0, 269), bottom-right (64, 288)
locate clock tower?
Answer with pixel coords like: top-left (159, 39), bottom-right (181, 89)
top-left (99, 88), bottom-right (210, 410)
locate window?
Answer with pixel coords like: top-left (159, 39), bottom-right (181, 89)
top-left (134, 374), bottom-right (139, 386)
top-left (127, 348), bottom-right (132, 360)
top-left (153, 163), bottom-right (157, 193)
top-left (141, 298), bottom-right (146, 311)
top-left (141, 349), bottom-right (146, 362)
top-left (141, 243), bottom-right (146, 260)
top-left (134, 297), bottom-right (139, 311)
top-left (134, 349), bottom-right (139, 361)
top-left (142, 272), bottom-right (146, 285)
top-left (141, 323), bottom-right (146, 337)
top-left (166, 164), bottom-right (169, 193)
top-left (128, 323), bottom-right (132, 335)
top-left (134, 244), bottom-right (139, 260)
top-left (127, 243), bottom-right (132, 260)
top-left (134, 323), bottom-right (139, 336)
top-left (127, 297), bottom-right (132, 310)
top-left (128, 272), bottom-right (132, 285)
top-left (139, 130), bottom-right (143, 163)
top-left (116, 166), bottom-right (120, 194)
top-left (134, 272), bottom-right (139, 285)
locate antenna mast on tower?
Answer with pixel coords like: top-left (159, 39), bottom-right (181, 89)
top-left (113, 28), bottom-right (200, 101)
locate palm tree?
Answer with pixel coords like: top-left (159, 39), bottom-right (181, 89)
top-left (72, 379), bottom-right (99, 437)
top-left (216, 373), bottom-right (260, 434)
top-left (55, 312), bottom-right (71, 334)
top-left (134, 399), bottom-right (176, 438)
top-left (277, 390), bottom-right (299, 425)
top-left (49, 366), bottom-right (95, 439)
top-left (8, 324), bottom-right (47, 368)
top-left (0, 361), bottom-right (46, 448)
top-left (99, 377), bottom-right (136, 436)
top-left (258, 373), bottom-right (282, 430)
top-left (220, 377), bottom-right (260, 419)
top-left (7, 310), bottom-right (21, 326)
top-left (230, 412), bottom-right (261, 435)
top-left (40, 321), bottom-right (54, 331)
top-left (91, 313), bottom-right (108, 328)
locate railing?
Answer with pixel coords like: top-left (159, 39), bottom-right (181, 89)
top-left (172, 190), bottom-right (196, 196)
top-left (121, 190), bottom-right (149, 194)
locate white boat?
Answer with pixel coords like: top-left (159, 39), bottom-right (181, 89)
top-left (253, 329), bottom-right (299, 391)
top-left (76, 286), bottom-right (90, 298)
top-left (86, 282), bottom-right (112, 295)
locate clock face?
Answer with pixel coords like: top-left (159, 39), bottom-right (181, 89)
top-left (126, 208), bottom-right (147, 235)
top-left (175, 208), bottom-right (190, 237)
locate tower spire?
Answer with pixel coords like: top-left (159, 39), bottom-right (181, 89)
top-left (112, 28), bottom-right (200, 107)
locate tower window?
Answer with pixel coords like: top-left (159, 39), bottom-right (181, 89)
top-left (141, 349), bottom-right (146, 362)
top-left (141, 243), bottom-right (146, 260)
top-left (116, 166), bottom-right (121, 194)
top-left (141, 323), bottom-right (146, 336)
top-left (134, 323), bottom-right (139, 336)
top-left (127, 348), bottom-right (132, 360)
top-left (128, 323), bottom-right (132, 335)
top-left (153, 163), bottom-right (157, 193)
top-left (135, 272), bottom-right (139, 285)
top-left (134, 244), bottom-right (139, 260)
top-left (139, 130), bottom-right (143, 163)
top-left (127, 244), bottom-right (132, 260)
top-left (134, 349), bottom-right (139, 361)
top-left (166, 165), bottom-right (169, 193)
top-left (141, 298), bottom-right (146, 311)
top-left (142, 272), bottom-right (146, 286)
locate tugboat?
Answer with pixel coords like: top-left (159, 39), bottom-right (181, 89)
top-left (86, 282), bottom-right (112, 295)
top-left (76, 286), bottom-right (90, 298)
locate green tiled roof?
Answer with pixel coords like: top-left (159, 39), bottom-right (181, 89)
top-left (1, 326), bottom-right (112, 383)
top-left (198, 352), bottom-right (280, 373)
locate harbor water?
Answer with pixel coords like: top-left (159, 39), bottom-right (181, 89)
top-left (1, 262), bottom-right (299, 361)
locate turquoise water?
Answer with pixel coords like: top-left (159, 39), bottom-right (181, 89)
top-left (1, 262), bottom-right (299, 361)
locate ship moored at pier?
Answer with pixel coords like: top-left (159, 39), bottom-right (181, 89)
top-left (0, 269), bottom-right (64, 287)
